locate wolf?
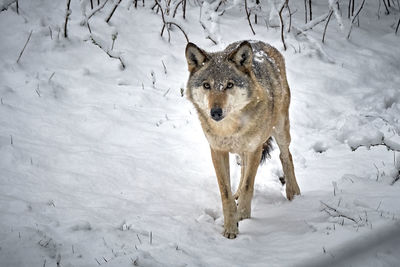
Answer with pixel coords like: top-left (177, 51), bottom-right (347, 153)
top-left (185, 40), bottom-right (301, 239)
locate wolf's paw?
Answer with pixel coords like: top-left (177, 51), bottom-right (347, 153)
top-left (286, 183), bottom-right (301, 201)
top-left (237, 197), bottom-right (251, 221)
top-left (237, 209), bottom-right (251, 221)
top-left (223, 227), bottom-right (238, 239)
top-left (222, 221), bottom-right (238, 239)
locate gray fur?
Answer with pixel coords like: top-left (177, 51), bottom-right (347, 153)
top-left (185, 40), bottom-right (301, 239)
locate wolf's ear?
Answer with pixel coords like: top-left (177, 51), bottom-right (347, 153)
top-left (228, 41), bottom-right (253, 72)
top-left (186, 43), bottom-right (209, 73)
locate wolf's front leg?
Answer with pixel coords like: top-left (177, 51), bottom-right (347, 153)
top-left (210, 147), bottom-right (238, 239)
top-left (236, 148), bottom-right (263, 221)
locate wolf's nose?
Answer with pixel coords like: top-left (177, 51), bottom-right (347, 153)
top-left (210, 107), bottom-right (223, 121)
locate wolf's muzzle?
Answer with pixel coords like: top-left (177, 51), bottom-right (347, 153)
top-left (210, 107), bottom-right (224, 121)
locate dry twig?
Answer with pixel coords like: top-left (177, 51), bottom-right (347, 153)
top-left (106, 0), bottom-right (122, 23)
top-left (304, 0), bottom-right (307, 23)
top-left (172, 0), bottom-right (183, 18)
top-left (215, 0), bottom-right (225, 12)
top-left (347, 0), bottom-right (366, 39)
top-left (88, 34), bottom-right (126, 69)
top-left (155, 1), bottom-right (189, 42)
top-left (0, 0), bottom-right (17, 13)
top-left (322, 10), bottom-right (333, 43)
top-left (392, 172), bottom-right (400, 185)
top-left (382, 0), bottom-right (390, 14)
top-left (286, 2), bottom-right (292, 32)
top-left (17, 30), bottom-right (33, 63)
top-left (350, 136), bottom-right (400, 153)
top-left (64, 0), bottom-right (72, 38)
top-left (244, 0), bottom-right (256, 35)
top-left (320, 201), bottom-right (359, 224)
top-left (86, 0), bottom-right (109, 22)
top-left (298, 12), bottom-right (331, 33)
top-left (172, 0), bottom-right (186, 19)
top-left (278, 0), bottom-right (288, 50)
top-left (200, 21), bottom-right (218, 44)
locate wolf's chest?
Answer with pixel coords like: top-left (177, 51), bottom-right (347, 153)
top-left (205, 131), bottom-right (265, 153)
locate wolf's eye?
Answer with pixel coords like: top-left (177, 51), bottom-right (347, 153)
top-left (226, 82), bottom-right (234, 89)
top-left (203, 82), bottom-right (211, 90)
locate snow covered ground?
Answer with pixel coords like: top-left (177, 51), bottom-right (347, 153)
top-left (0, 0), bottom-right (400, 266)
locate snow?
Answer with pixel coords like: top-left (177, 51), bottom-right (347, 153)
top-left (1, 0), bottom-right (400, 266)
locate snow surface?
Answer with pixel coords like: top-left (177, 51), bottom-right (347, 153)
top-left (0, 0), bottom-right (400, 266)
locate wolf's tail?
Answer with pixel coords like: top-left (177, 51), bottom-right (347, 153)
top-left (260, 137), bottom-right (274, 165)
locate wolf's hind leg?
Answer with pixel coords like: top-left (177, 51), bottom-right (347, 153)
top-left (210, 147), bottom-right (238, 239)
top-left (273, 118), bottom-right (301, 200)
top-left (236, 148), bottom-right (263, 221)
top-left (233, 153), bottom-right (245, 200)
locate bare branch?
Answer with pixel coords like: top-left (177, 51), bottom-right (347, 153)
top-left (207, 36), bottom-right (218, 45)
top-left (320, 201), bottom-right (359, 224)
top-left (347, 0), bottom-right (366, 39)
top-left (215, 0), bottom-right (227, 12)
top-left (350, 136), bottom-right (400, 153)
top-left (172, 0), bottom-right (183, 18)
top-left (64, 0), bottom-right (72, 38)
top-left (0, 0), bottom-right (17, 13)
top-left (351, 0), bottom-right (367, 24)
top-left (182, 0), bottom-right (186, 19)
top-left (244, 0), bottom-right (256, 35)
top-left (304, 0), bottom-right (307, 23)
top-left (166, 22), bottom-right (189, 42)
top-left (155, 1), bottom-right (168, 36)
top-left (151, 0), bottom-right (158, 11)
top-left (382, 0), bottom-right (390, 14)
top-left (200, 21), bottom-right (218, 44)
top-left (106, 0), bottom-right (122, 23)
top-left (396, 17), bottom-right (400, 34)
top-left (86, 23), bottom-right (126, 70)
top-left (171, 0), bottom-right (186, 19)
top-left (161, 60), bottom-right (167, 74)
top-left (87, 0), bottom-right (109, 21)
top-left (322, 10), bottom-right (333, 43)
top-left (287, 1), bottom-right (292, 32)
top-left (348, 0), bottom-right (351, 19)
top-left (17, 30), bottom-right (33, 63)
top-left (89, 36), bottom-right (126, 69)
top-left (155, 1), bottom-right (189, 42)
top-left (298, 12), bottom-right (331, 33)
top-left (392, 172), bottom-right (400, 185)
top-left (278, 0), bottom-right (288, 50)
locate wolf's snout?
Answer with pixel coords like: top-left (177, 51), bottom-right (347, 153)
top-left (210, 107), bottom-right (224, 121)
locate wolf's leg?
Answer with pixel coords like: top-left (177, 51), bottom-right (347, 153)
top-left (233, 153), bottom-right (246, 200)
top-left (210, 147), bottom-right (238, 239)
top-left (237, 148), bottom-right (263, 220)
top-left (274, 117), bottom-right (301, 200)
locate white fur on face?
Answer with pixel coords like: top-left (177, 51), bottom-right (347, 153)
top-left (190, 86), bottom-right (209, 111)
top-left (225, 88), bottom-right (250, 115)
top-left (190, 86), bottom-right (251, 121)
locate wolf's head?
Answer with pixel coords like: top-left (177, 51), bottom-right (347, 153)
top-left (185, 41), bottom-right (254, 122)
